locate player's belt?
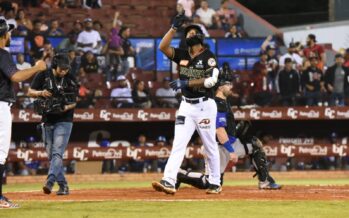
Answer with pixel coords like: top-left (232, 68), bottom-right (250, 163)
top-left (182, 96), bottom-right (208, 104)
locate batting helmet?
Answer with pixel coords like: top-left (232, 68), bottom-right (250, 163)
top-left (0, 18), bottom-right (15, 37)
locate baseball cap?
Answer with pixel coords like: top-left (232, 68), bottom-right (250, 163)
top-left (163, 77), bottom-right (171, 82)
top-left (84, 18), bottom-right (93, 23)
top-left (289, 42), bottom-right (296, 48)
top-left (266, 44), bottom-right (276, 50)
top-left (308, 34), bottom-right (317, 42)
top-left (0, 18), bottom-right (15, 37)
top-left (156, 136), bottom-right (167, 142)
top-left (117, 75), bottom-right (126, 81)
top-left (335, 53), bottom-right (344, 59)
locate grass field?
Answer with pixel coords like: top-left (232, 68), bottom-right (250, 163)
top-left (1, 176), bottom-right (349, 218)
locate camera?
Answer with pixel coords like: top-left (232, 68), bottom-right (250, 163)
top-left (34, 90), bottom-right (76, 115)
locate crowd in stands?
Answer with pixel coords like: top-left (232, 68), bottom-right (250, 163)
top-left (248, 33), bottom-right (349, 107)
top-left (1, 0), bottom-right (349, 110)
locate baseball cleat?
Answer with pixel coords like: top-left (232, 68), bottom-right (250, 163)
top-left (0, 196), bottom-right (20, 209)
top-left (152, 180), bottom-right (176, 195)
top-left (56, 185), bottom-right (70, 195)
top-left (259, 181), bottom-right (282, 190)
top-left (206, 184), bottom-right (222, 194)
top-left (43, 181), bottom-right (53, 195)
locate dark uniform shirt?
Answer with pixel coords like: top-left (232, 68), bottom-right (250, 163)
top-left (0, 48), bottom-right (17, 103)
top-left (172, 48), bottom-right (217, 98)
top-left (31, 70), bottom-right (77, 123)
top-left (215, 96), bottom-right (236, 142)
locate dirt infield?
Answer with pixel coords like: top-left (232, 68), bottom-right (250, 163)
top-left (5, 185), bottom-right (349, 202)
top-left (5, 171), bottom-right (349, 201)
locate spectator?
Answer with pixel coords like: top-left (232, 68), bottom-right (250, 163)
top-left (302, 57), bottom-right (325, 106)
top-left (177, 0), bottom-right (195, 18)
top-left (46, 19), bottom-right (64, 36)
top-left (105, 28), bottom-right (124, 82)
top-left (93, 20), bottom-right (107, 41)
top-left (110, 75), bottom-right (134, 108)
top-left (303, 34), bottom-right (326, 70)
top-left (15, 9), bottom-right (32, 36)
top-left (82, 0), bottom-right (102, 9)
top-left (278, 58), bottom-right (300, 106)
top-left (76, 81), bottom-right (94, 108)
top-left (68, 49), bottom-right (80, 77)
top-left (16, 53), bottom-right (31, 70)
top-left (77, 18), bottom-right (102, 54)
top-left (153, 136), bottom-right (168, 172)
top-left (216, 0), bottom-right (237, 31)
top-left (36, 12), bottom-right (49, 32)
top-left (265, 45), bottom-right (279, 93)
top-left (224, 25), bottom-right (242, 38)
top-left (42, 41), bottom-right (55, 67)
top-left (324, 54), bottom-right (349, 106)
top-left (132, 80), bottom-right (152, 108)
top-left (58, 20), bottom-right (82, 51)
top-left (279, 42), bottom-right (303, 70)
top-left (119, 26), bottom-right (134, 76)
top-left (195, 0), bottom-right (218, 29)
top-left (25, 19), bottom-right (49, 60)
top-left (129, 134), bottom-right (150, 172)
top-left (251, 51), bottom-right (273, 106)
top-left (156, 77), bottom-right (179, 108)
top-left (58, 32), bottom-right (78, 51)
top-left (79, 51), bottom-right (99, 77)
top-left (41, 0), bottom-right (60, 8)
top-left (344, 48), bottom-right (349, 68)
top-left (17, 83), bottom-right (34, 109)
top-left (17, 136), bottom-right (42, 176)
top-left (0, 1), bottom-right (17, 32)
top-left (112, 11), bottom-right (122, 29)
top-left (191, 14), bottom-right (210, 37)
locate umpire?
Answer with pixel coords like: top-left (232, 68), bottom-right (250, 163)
top-left (28, 52), bottom-right (78, 196)
top-left (0, 18), bottom-right (46, 208)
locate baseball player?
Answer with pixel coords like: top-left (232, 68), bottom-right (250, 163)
top-left (152, 12), bottom-right (222, 195)
top-left (175, 71), bottom-right (282, 190)
top-left (0, 18), bottom-right (46, 208)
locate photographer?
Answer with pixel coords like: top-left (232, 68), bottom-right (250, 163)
top-left (28, 52), bottom-right (78, 196)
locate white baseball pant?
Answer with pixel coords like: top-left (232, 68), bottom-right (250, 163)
top-left (0, 102), bottom-right (12, 165)
top-left (163, 98), bottom-right (221, 186)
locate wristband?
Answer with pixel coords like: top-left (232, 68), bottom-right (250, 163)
top-left (223, 140), bottom-right (234, 153)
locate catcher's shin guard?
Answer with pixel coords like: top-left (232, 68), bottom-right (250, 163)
top-left (176, 169), bottom-right (209, 189)
top-left (250, 137), bottom-right (270, 182)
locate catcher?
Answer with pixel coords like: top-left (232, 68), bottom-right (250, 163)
top-left (176, 70), bottom-right (282, 190)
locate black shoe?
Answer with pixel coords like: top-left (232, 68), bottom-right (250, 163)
top-left (43, 181), bottom-right (53, 195)
top-left (206, 184), bottom-right (222, 194)
top-left (152, 180), bottom-right (176, 194)
top-left (56, 185), bottom-right (69, 195)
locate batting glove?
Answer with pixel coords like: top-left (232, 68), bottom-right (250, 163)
top-left (171, 11), bottom-right (185, 30)
top-left (169, 79), bottom-right (188, 91)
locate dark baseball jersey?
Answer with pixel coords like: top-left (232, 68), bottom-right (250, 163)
top-left (0, 48), bottom-right (17, 103)
top-left (215, 96), bottom-right (236, 140)
top-left (171, 48), bottom-right (217, 98)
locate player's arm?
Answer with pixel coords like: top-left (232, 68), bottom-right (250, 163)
top-left (0, 51), bottom-right (46, 83)
top-left (187, 67), bottom-right (219, 88)
top-left (159, 11), bottom-right (185, 58)
top-left (159, 28), bottom-right (176, 59)
top-left (216, 112), bottom-right (238, 163)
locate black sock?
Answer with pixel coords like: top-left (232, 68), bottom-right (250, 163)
top-left (0, 164), bottom-right (5, 197)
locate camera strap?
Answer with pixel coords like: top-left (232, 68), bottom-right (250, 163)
top-left (47, 69), bottom-right (65, 93)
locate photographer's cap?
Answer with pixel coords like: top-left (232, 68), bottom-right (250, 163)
top-left (0, 17), bottom-right (15, 37)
